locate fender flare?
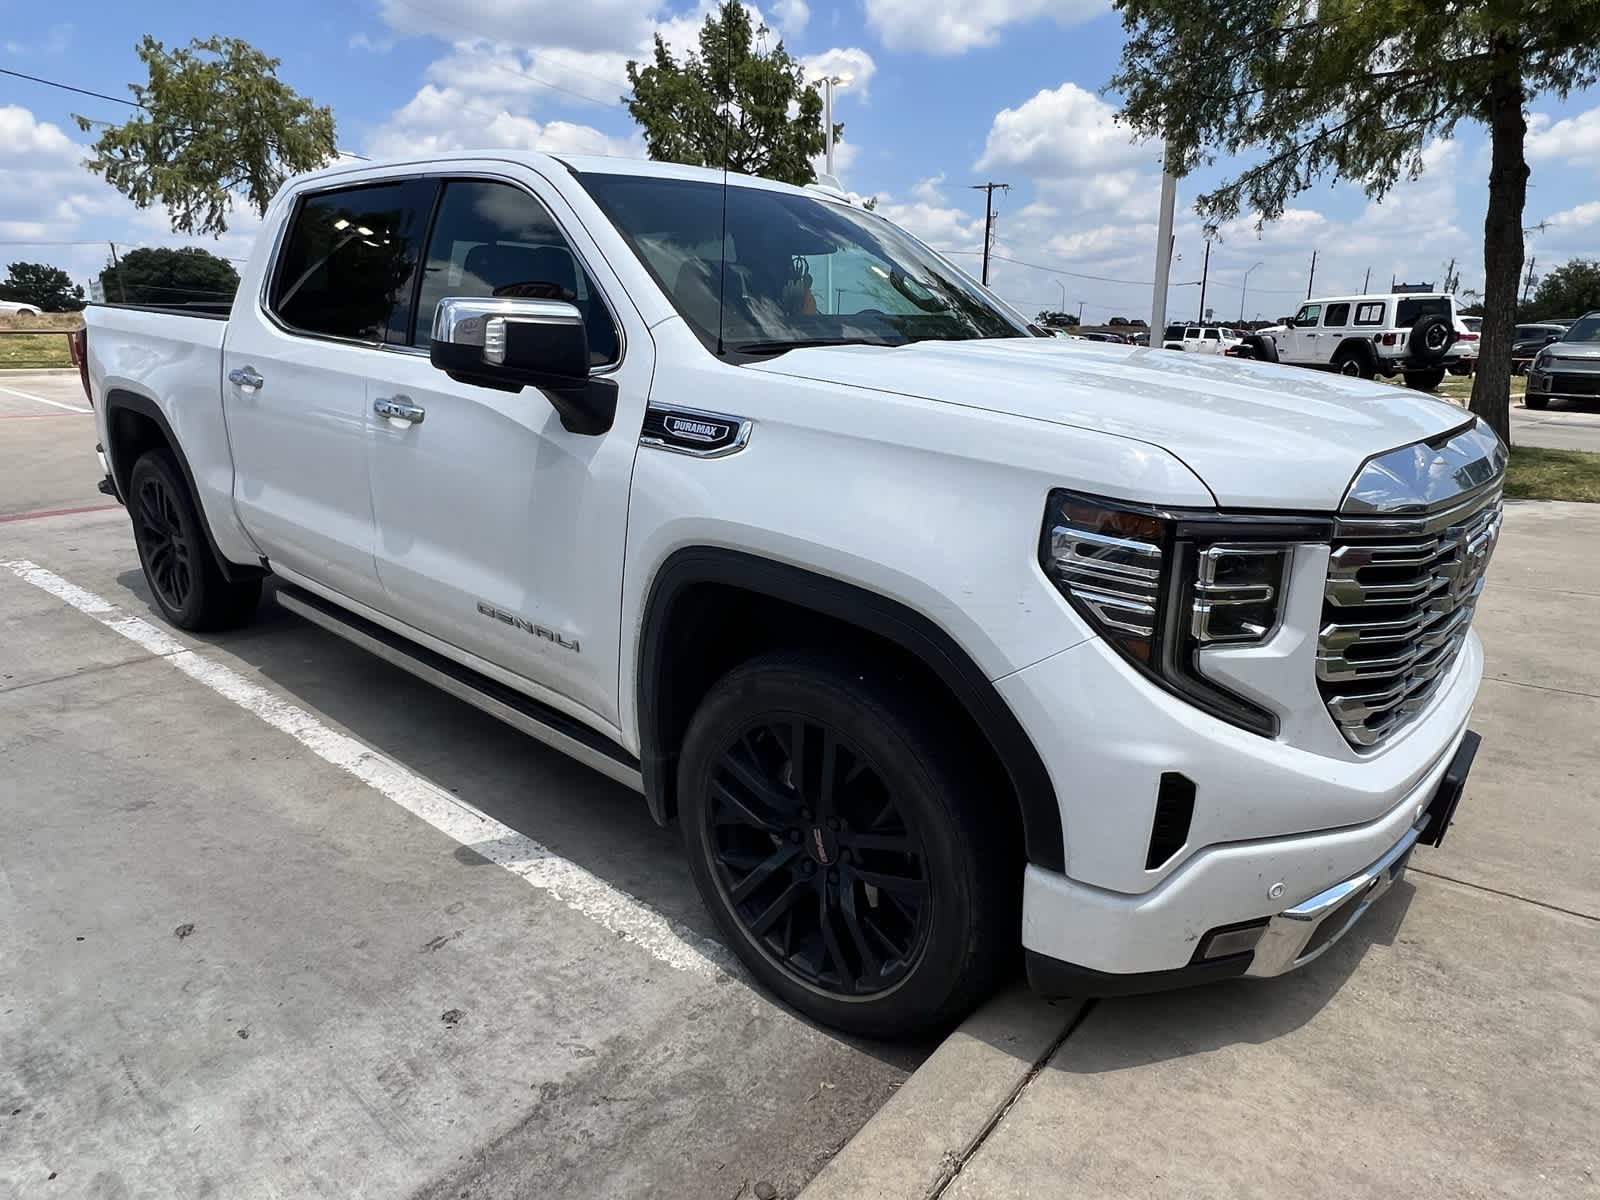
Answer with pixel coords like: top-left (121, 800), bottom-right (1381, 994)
top-left (103, 388), bottom-right (263, 583)
top-left (636, 547), bottom-right (1066, 873)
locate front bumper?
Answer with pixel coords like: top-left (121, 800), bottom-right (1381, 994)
top-left (1026, 729), bottom-right (1478, 997)
top-left (1527, 370), bottom-right (1600, 400)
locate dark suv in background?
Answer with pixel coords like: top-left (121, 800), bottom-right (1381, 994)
top-left (1526, 312), bottom-right (1600, 409)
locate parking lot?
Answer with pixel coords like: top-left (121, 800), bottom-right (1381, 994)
top-left (4, 368), bottom-right (1598, 1199)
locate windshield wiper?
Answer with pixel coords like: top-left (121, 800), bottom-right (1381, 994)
top-left (727, 336), bottom-right (899, 357)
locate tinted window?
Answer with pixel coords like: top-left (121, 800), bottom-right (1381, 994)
top-left (578, 173), bottom-right (1026, 352)
top-left (272, 181), bottom-right (434, 342)
top-left (415, 180), bottom-right (620, 364)
top-left (1294, 305), bottom-right (1320, 327)
top-left (1203, 328), bottom-right (1220, 340)
top-left (1185, 327), bottom-right (1201, 339)
top-left (1396, 297), bottom-right (1451, 326)
top-left (1323, 302), bottom-right (1351, 327)
top-left (1165, 324), bottom-right (1183, 339)
top-left (1354, 302), bottom-right (1385, 326)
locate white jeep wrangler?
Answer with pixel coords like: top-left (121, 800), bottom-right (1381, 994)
top-left (1270, 292), bottom-right (1476, 389)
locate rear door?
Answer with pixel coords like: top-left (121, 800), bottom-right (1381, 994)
top-left (362, 171), bottom-right (654, 729)
top-left (224, 177), bottom-right (436, 609)
top-left (1320, 302), bottom-right (1351, 364)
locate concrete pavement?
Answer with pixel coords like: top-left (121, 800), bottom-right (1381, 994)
top-left (806, 498), bottom-right (1600, 1200)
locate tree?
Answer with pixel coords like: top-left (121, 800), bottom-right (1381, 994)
top-left (625, 1), bottom-right (835, 186)
top-left (1523, 259), bottom-right (1600, 321)
top-left (76, 36), bottom-right (337, 237)
top-left (99, 247), bottom-right (240, 307)
top-left (1036, 310), bottom-right (1080, 327)
top-left (0, 262), bottom-right (85, 312)
top-left (1109, 3), bottom-right (1600, 444)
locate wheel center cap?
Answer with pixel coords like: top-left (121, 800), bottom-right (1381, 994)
top-left (808, 825), bottom-right (837, 865)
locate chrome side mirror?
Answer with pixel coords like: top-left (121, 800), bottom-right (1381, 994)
top-left (429, 297), bottom-right (616, 436)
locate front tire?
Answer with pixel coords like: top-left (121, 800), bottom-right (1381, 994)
top-left (678, 651), bottom-right (1013, 1037)
top-left (129, 448), bottom-right (260, 631)
top-left (1524, 393), bottom-right (1550, 410)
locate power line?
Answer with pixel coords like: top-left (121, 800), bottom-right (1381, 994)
top-left (1, 65), bottom-right (370, 159)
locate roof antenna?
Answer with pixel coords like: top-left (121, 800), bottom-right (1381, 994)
top-left (714, 4), bottom-right (734, 357)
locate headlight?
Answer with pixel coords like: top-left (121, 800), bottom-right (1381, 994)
top-left (1040, 490), bottom-right (1329, 736)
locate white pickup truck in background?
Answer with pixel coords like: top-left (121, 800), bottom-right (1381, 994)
top-left (83, 152), bottom-right (1502, 1035)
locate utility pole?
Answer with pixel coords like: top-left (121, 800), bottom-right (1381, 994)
top-left (1197, 238), bottom-right (1212, 322)
top-left (1522, 256), bottom-right (1538, 306)
top-left (107, 241), bottom-right (127, 304)
top-left (1076, 300), bottom-right (1085, 323)
top-left (1444, 257), bottom-right (1456, 293)
top-left (1306, 249), bottom-right (1317, 299)
top-left (1362, 266), bottom-right (1371, 293)
top-left (970, 182), bottom-right (1010, 286)
top-left (1241, 261), bottom-right (1263, 323)
top-left (1150, 152), bottom-right (1178, 338)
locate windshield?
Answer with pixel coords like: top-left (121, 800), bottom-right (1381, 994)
top-left (577, 172), bottom-right (1029, 354)
top-left (1563, 316), bottom-right (1600, 342)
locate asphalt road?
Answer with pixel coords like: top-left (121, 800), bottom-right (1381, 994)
top-left (1, 372), bottom-right (927, 1199)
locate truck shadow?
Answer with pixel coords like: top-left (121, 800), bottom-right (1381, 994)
top-left (1047, 880), bottom-right (1418, 1074)
top-left (114, 570), bottom-right (934, 1068)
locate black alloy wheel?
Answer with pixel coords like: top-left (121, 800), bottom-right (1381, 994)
top-left (135, 472), bottom-right (195, 612)
top-left (704, 716), bottom-right (931, 997)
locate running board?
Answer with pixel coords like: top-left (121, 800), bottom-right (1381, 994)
top-left (274, 585), bottom-right (643, 793)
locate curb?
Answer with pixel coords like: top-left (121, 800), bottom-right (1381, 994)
top-left (801, 987), bottom-right (1083, 1200)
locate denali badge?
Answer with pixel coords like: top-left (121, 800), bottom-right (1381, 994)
top-left (663, 415), bottom-right (728, 443)
top-left (641, 404), bottom-right (752, 458)
top-left (476, 601), bottom-right (579, 651)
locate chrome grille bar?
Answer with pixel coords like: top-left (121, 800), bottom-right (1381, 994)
top-left (1319, 486), bottom-right (1501, 748)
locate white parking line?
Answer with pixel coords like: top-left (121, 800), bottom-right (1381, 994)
top-left (0, 383), bottom-right (91, 414)
top-left (3, 558), bottom-right (738, 981)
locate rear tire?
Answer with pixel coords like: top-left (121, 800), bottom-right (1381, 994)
top-left (1404, 367), bottom-right (1447, 391)
top-left (128, 449), bottom-right (260, 631)
top-left (678, 650), bottom-right (1013, 1038)
top-left (1524, 394), bottom-right (1550, 410)
top-left (1245, 334), bottom-right (1279, 364)
top-left (1331, 343), bottom-right (1377, 379)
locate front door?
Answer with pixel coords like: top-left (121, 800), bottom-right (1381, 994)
top-left (225, 177), bottom-right (436, 610)
top-left (364, 172), bottom-right (653, 730)
top-left (1278, 303), bottom-right (1321, 364)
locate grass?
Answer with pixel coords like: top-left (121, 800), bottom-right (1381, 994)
top-left (1436, 373), bottom-right (1526, 402)
top-left (0, 311), bottom-right (81, 368)
top-left (0, 332), bottom-right (74, 368)
top-left (1505, 446), bottom-right (1600, 503)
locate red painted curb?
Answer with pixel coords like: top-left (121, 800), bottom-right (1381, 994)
top-left (0, 502), bottom-right (121, 524)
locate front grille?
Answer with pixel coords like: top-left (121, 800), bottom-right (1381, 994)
top-left (1546, 373), bottom-right (1600, 396)
top-left (1318, 490), bottom-right (1502, 748)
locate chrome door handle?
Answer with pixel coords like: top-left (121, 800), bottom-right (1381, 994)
top-left (228, 366), bottom-right (264, 391)
top-left (374, 396), bottom-right (425, 424)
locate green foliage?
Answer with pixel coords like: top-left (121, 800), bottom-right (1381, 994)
top-left (625, 1), bottom-right (835, 186)
top-left (99, 247), bottom-right (241, 307)
top-left (0, 262), bottom-right (85, 312)
top-left (76, 36), bottom-right (338, 236)
top-left (1109, 3), bottom-right (1598, 224)
top-left (1524, 259), bottom-right (1600, 321)
top-left (1036, 310), bottom-right (1080, 327)
top-left (1108, 0), bottom-right (1600, 445)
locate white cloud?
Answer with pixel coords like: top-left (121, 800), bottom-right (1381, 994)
top-left (1527, 105), bottom-right (1600, 166)
top-left (378, 0), bottom-right (658, 55)
top-left (366, 85), bottom-right (642, 159)
top-left (976, 83), bottom-right (1151, 177)
top-left (772, 0), bottom-right (809, 32)
top-left (864, 0), bottom-right (1105, 55)
top-left (1547, 200), bottom-right (1600, 230)
top-left (801, 47), bottom-right (877, 98)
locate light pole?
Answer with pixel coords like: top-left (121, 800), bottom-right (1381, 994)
top-left (821, 74), bottom-right (853, 179)
top-left (1240, 261), bottom-right (1264, 324)
top-left (1054, 280), bottom-right (1066, 312)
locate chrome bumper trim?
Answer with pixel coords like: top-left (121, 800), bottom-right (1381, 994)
top-left (1245, 817), bottom-right (1425, 977)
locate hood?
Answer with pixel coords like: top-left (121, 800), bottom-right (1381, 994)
top-left (1546, 341), bottom-right (1600, 361)
top-left (748, 338), bottom-right (1472, 509)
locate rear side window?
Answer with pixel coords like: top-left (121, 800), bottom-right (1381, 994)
top-left (1397, 297), bottom-right (1451, 326)
top-left (271, 181), bottom-right (435, 342)
top-left (413, 179), bottom-right (620, 364)
top-left (1323, 302), bottom-right (1351, 327)
top-left (1185, 327), bottom-right (1200, 339)
top-left (1165, 324), bottom-right (1183, 339)
top-left (1203, 328), bottom-right (1220, 340)
top-left (1354, 302), bottom-right (1385, 326)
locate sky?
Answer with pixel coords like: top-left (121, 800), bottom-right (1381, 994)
top-left (3, 0), bottom-right (1599, 324)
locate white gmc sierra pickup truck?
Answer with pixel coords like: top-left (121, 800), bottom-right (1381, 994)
top-left (83, 152), bottom-right (1503, 1036)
